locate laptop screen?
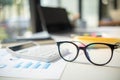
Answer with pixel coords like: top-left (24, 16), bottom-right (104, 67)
top-left (39, 7), bottom-right (73, 33)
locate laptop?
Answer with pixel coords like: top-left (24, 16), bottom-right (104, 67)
top-left (39, 7), bottom-right (73, 33)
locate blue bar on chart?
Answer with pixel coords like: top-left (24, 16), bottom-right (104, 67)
top-left (0, 64), bottom-right (7, 68)
top-left (14, 62), bottom-right (23, 68)
top-left (43, 63), bottom-right (51, 69)
top-left (22, 62), bottom-right (33, 68)
top-left (31, 62), bottom-right (41, 69)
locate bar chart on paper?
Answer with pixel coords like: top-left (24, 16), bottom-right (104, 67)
top-left (0, 49), bottom-right (67, 80)
top-left (13, 61), bottom-right (51, 69)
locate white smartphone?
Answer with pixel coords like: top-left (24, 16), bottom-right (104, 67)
top-left (7, 41), bottom-right (64, 62)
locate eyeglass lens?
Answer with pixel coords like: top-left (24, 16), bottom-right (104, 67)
top-left (59, 42), bottom-right (78, 61)
top-left (86, 44), bottom-right (112, 65)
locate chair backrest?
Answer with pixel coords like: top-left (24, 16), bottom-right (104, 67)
top-left (40, 7), bottom-right (73, 33)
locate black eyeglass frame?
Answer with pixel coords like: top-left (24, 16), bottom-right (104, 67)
top-left (57, 41), bottom-right (120, 66)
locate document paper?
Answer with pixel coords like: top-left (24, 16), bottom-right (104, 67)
top-left (0, 49), bottom-right (67, 80)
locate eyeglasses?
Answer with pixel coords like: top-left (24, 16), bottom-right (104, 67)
top-left (56, 41), bottom-right (120, 66)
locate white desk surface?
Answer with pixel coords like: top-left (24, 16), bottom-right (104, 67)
top-left (61, 63), bottom-right (120, 80)
top-left (0, 27), bottom-right (120, 80)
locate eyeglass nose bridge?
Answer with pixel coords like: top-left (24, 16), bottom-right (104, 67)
top-left (78, 46), bottom-right (88, 55)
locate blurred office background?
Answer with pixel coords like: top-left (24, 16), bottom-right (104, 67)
top-left (0, 0), bottom-right (120, 39)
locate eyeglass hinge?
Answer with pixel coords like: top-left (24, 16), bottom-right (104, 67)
top-left (115, 42), bottom-right (120, 49)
